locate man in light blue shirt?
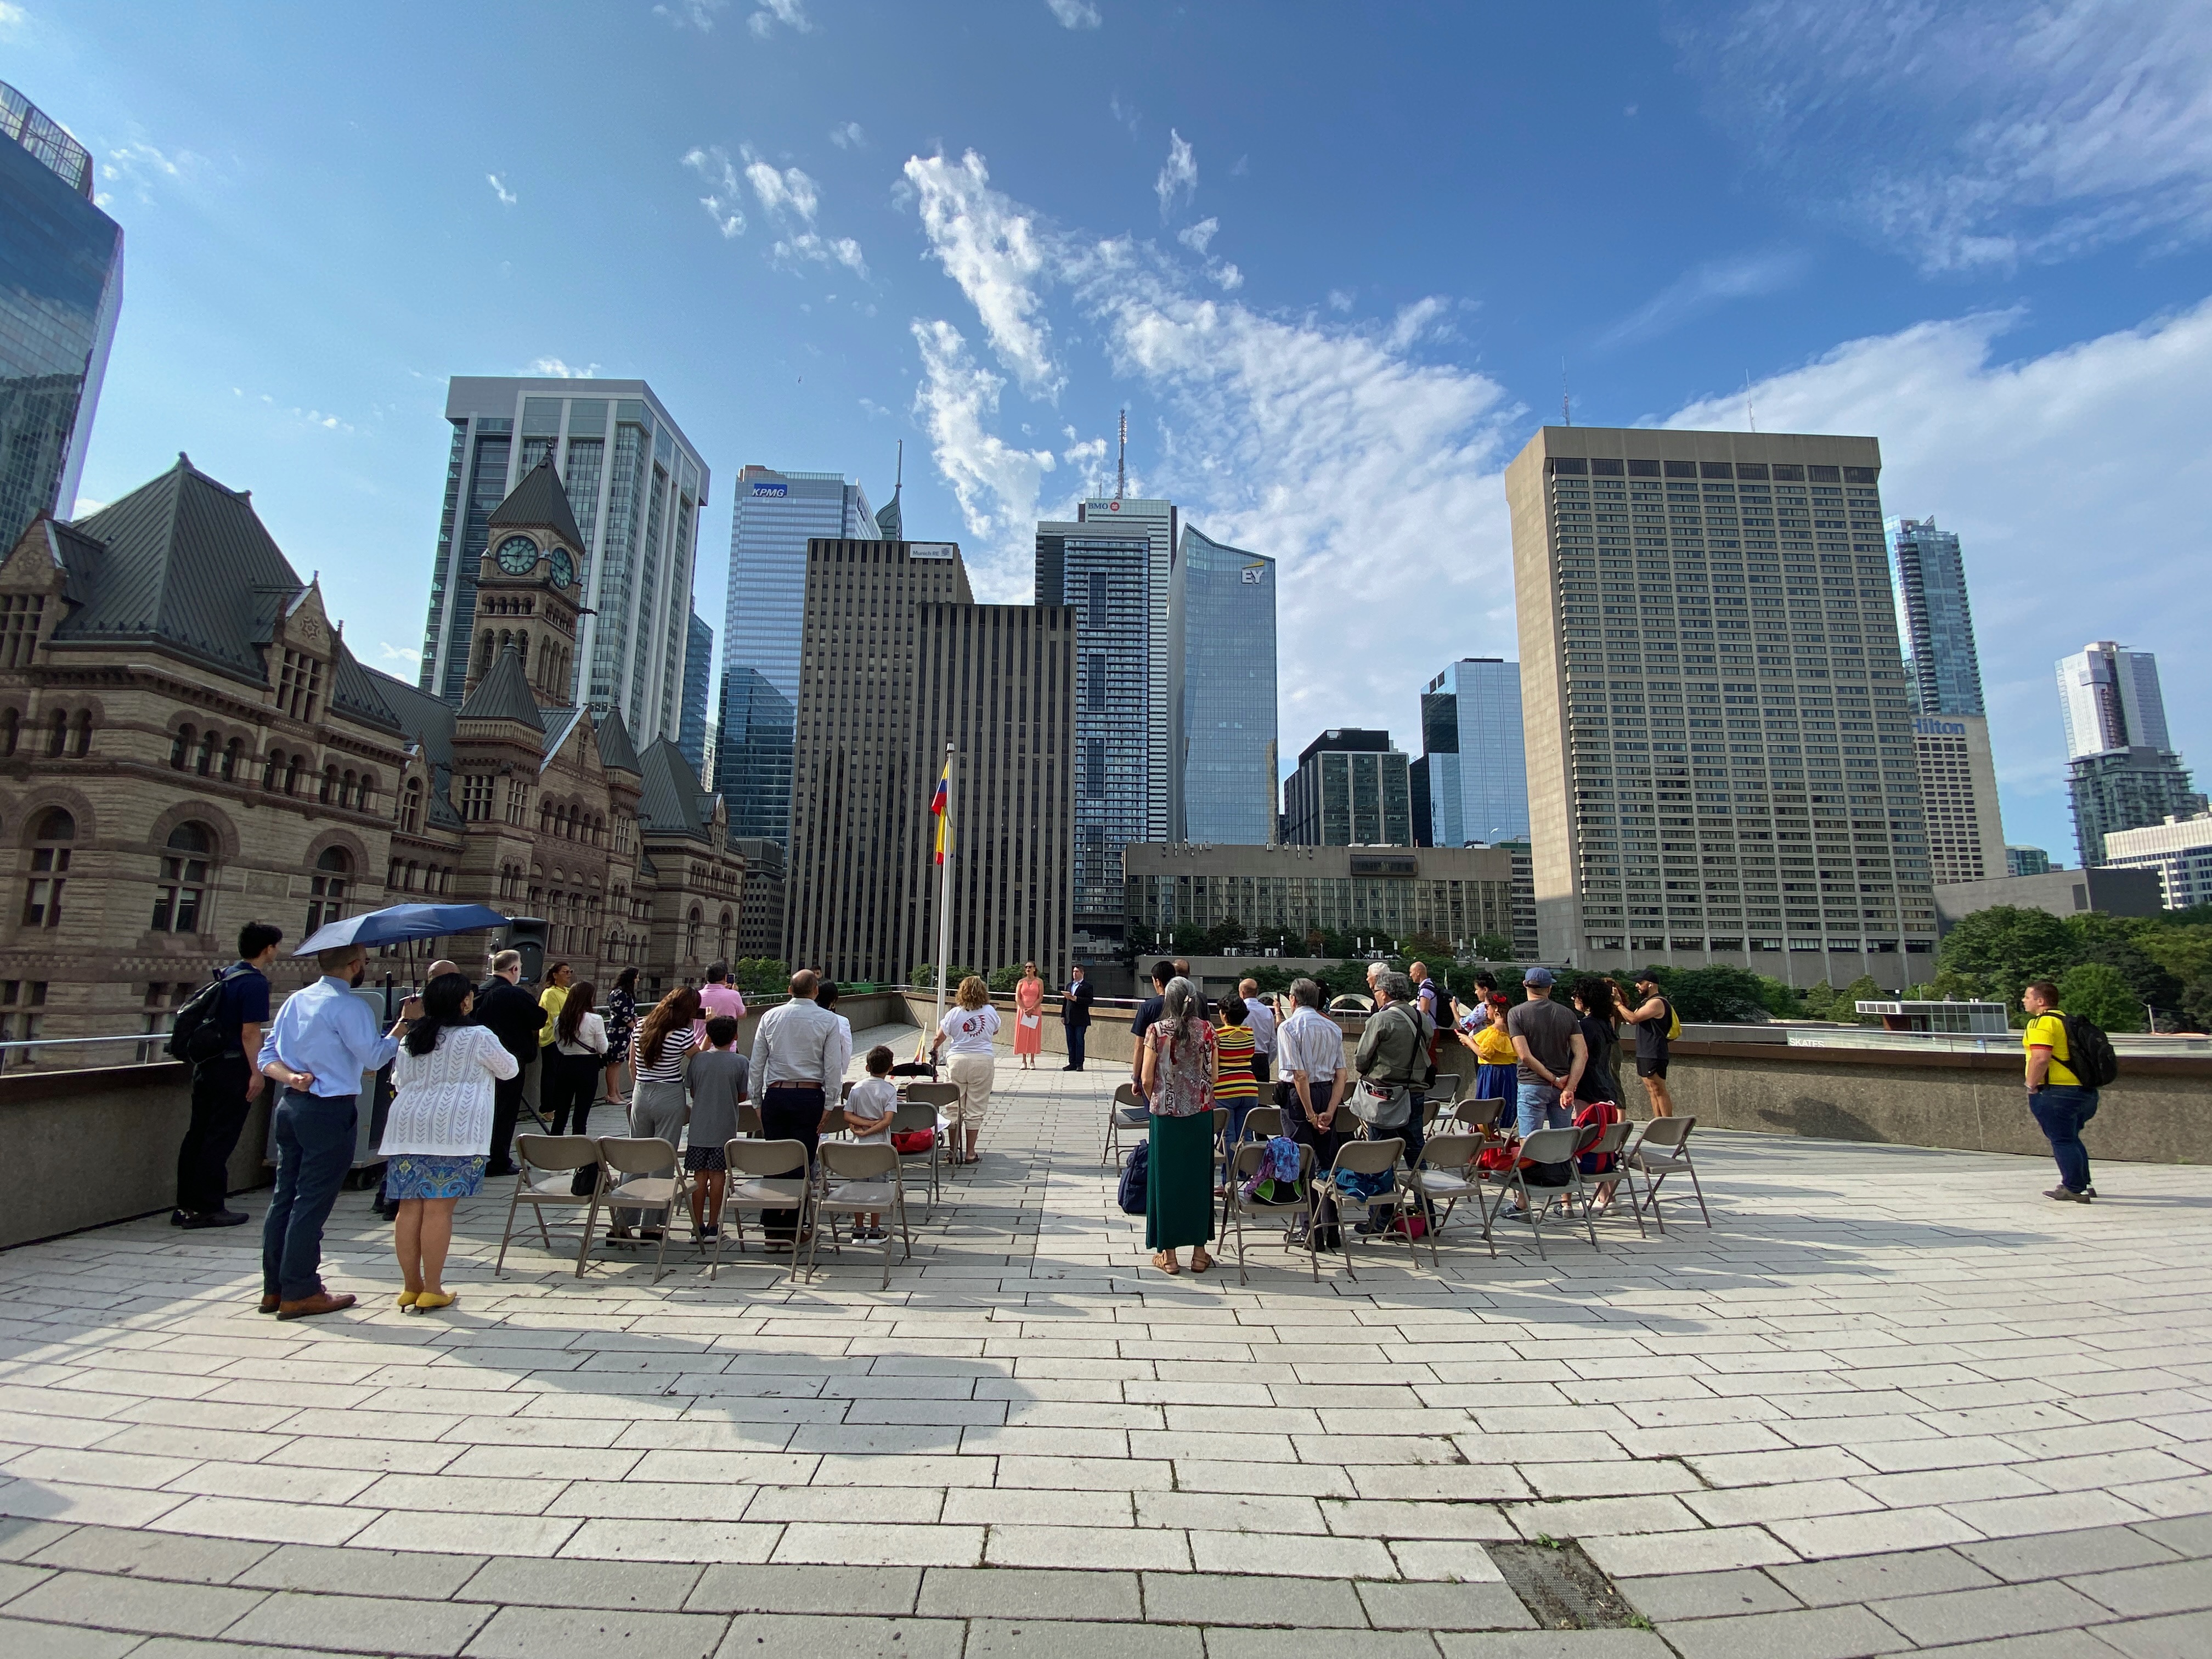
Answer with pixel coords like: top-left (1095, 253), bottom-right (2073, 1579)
top-left (256, 944), bottom-right (413, 1319)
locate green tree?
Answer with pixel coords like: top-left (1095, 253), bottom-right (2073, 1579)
top-left (1400, 931), bottom-right (1455, 966)
top-left (1797, 979), bottom-right (1840, 1021)
top-left (1203, 918), bottom-right (1248, 955)
top-left (732, 958), bottom-right (789, 994)
top-left (1170, 922), bottom-right (1208, 955)
top-left (1240, 964), bottom-right (1295, 995)
top-left (1756, 975), bottom-right (1803, 1018)
top-left (1937, 905), bottom-right (2075, 1014)
top-left (2067, 913), bottom-right (2185, 1019)
top-left (1839, 974), bottom-right (1883, 1025)
top-left (1653, 965), bottom-right (1782, 1023)
top-left (2058, 962), bottom-right (2146, 1033)
top-left (1472, 932), bottom-right (1515, 961)
top-left (986, 963), bottom-right (1024, 994)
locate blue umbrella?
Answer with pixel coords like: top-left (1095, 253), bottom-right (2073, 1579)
top-left (292, 903), bottom-right (511, 957)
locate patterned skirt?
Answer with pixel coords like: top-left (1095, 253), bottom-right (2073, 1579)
top-left (383, 1153), bottom-right (487, 1201)
top-left (684, 1143), bottom-right (727, 1172)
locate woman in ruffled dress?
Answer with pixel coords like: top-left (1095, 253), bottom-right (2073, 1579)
top-left (600, 965), bottom-right (639, 1109)
top-left (381, 972), bottom-right (518, 1312)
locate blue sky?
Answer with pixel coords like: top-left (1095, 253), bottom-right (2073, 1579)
top-left (14, 0), bottom-right (2212, 863)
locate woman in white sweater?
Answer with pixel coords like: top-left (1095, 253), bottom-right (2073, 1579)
top-left (381, 972), bottom-right (518, 1312)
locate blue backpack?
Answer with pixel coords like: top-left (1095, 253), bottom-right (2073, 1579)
top-left (1117, 1141), bottom-right (1150, 1215)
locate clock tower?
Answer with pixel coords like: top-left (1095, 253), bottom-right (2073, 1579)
top-left (465, 455), bottom-right (587, 707)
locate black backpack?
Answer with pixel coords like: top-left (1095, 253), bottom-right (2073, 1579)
top-left (165, 968), bottom-right (236, 1066)
top-left (2059, 1013), bottom-right (2120, 1088)
top-left (1117, 1140), bottom-right (1150, 1215)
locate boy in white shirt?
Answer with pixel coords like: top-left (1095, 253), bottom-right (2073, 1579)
top-left (843, 1045), bottom-right (899, 1242)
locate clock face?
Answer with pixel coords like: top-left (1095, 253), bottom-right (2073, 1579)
top-left (549, 547), bottom-right (576, 589)
top-left (494, 534), bottom-right (539, 574)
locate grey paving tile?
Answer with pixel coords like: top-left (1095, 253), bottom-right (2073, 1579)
top-left (459, 1555), bottom-right (704, 1611)
top-left (6, 1567), bottom-right (267, 1636)
top-left (1202, 1630), bottom-right (1441, 1659)
top-left (1658, 1602), bottom-right (1910, 1659)
top-left (917, 1566), bottom-right (1141, 1622)
top-left (0, 1614), bottom-right (144, 1658)
top-left (465, 1603), bottom-right (731, 1659)
top-left (2069, 1557), bottom-right (2212, 1618)
top-left (25, 1522), bottom-right (273, 1584)
top-left (2095, 1609), bottom-right (2212, 1659)
top-left (1769, 1548), bottom-right (1999, 1607)
top-left (233, 1542), bottom-right (490, 1599)
top-left (1357, 1579), bottom-right (1539, 1630)
top-left (1616, 1567), bottom-right (1801, 1622)
top-left (1141, 1571), bottom-right (1367, 1628)
top-left (0, 1517), bottom-right (75, 1562)
top-left (715, 1612), bottom-right (969, 1659)
top-left (1837, 1632), bottom-right (2119, 1659)
top-left (223, 1589), bottom-right (497, 1657)
top-left (1871, 1580), bottom-right (2115, 1646)
top-left (0, 1559), bottom-right (54, 1604)
top-left (1434, 1634), bottom-right (1673, 1657)
top-left (687, 1564), bottom-right (921, 1616)
top-left (2135, 1515), bottom-right (2212, 1559)
top-left (965, 1618), bottom-right (1203, 1659)
top-left (1961, 1527), bottom-right (2180, 1584)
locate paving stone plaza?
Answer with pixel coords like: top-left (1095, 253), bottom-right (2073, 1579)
top-left (3, 1024), bottom-right (2210, 1657)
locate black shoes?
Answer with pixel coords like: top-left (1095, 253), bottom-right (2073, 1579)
top-left (177, 1209), bottom-right (249, 1229)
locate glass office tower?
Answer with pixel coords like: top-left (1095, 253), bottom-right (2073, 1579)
top-left (1418, 658), bottom-right (1529, 848)
top-left (716, 466), bottom-right (876, 846)
top-left (1172, 525), bottom-right (1276, 844)
top-left (677, 607), bottom-right (713, 778)
top-left (0, 81), bottom-right (123, 550)
top-left (1888, 517), bottom-right (1986, 716)
top-left (2057, 641), bottom-right (2205, 866)
top-left (416, 377), bottom-right (708, 746)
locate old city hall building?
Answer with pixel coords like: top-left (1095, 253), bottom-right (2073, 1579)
top-left (0, 452), bottom-right (745, 1049)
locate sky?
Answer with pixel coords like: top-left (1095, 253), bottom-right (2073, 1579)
top-left (12, 0), bottom-right (2212, 864)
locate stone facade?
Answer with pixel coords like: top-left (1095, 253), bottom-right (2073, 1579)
top-left (0, 454), bottom-right (744, 1053)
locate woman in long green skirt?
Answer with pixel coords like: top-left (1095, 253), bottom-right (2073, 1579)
top-left (1141, 975), bottom-right (1217, 1274)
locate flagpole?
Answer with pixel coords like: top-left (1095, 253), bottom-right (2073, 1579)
top-left (933, 742), bottom-right (954, 1038)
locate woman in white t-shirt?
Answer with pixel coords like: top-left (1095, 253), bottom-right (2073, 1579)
top-left (929, 976), bottom-right (1001, 1165)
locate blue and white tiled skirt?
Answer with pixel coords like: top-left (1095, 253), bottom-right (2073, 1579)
top-left (383, 1153), bottom-right (487, 1201)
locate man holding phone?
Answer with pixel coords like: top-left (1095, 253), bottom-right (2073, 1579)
top-left (256, 944), bottom-right (414, 1321)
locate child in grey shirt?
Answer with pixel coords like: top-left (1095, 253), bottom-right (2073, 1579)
top-left (686, 1015), bottom-right (749, 1242)
top-left (843, 1045), bottom-right (899, 1241)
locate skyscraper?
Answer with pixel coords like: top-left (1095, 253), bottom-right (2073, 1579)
top-left (716, 466), bottom-right (876, 846)
top-left (1171, 525), bottom-right (1276, 844)
top-left (1036, 501), bottom-right (1174, 957)
top-left (2056, 641), bottom-right (2205, 866)
top-left (1889, 517), bottom-right (1985, 716)
top-left (783, 537), bottom-right (1075, 984)
top-left (1913, 714), bottom-right (2006, 884)
top-left (1506, 426), bottom-right (1937, 988)
top-left (1284, 730), bottom-right (1414, 847)
top-left (416, 378), bottom-right (708, 751)
top-left (0, 81), bottom-right (123, 549)
top-left (676, 607), bottom-right (713, 780)
top-left (1418, 659), bottom-right (1530, 848)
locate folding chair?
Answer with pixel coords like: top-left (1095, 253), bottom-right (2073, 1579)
top-left (889, 1102), bottom-right (943, 1210)
top-left (1457, 1097), bottom-right (1511, 1133)
top-left (1409, 1132), bottom-right (1492, 1261)
top-left (495, 1134), bottom-right (603, 1278)
top-left (1102, 1082), bottom-right (1149, 1165)
top-left (817, 1105), bottom-right (849, 1142)
top-left (592, 1136), bottom-right (690, 1282)
top-left (1429, 1072), bottom-right (1462, 1109)
top-left (736, 1100), bottom-right (763, 1139)
top-left (808, 1141), bottom-right (912, 1289)
top-left (1315, 1138), bottom-right (1417, 1279)
top-left (1240, 1105), bottom-right (1283, 1144)
top-left (1624, 1115), bottom-right (1709, 1230)
top-left (1481, 1125), bottom-right (1596, 1261)
top-left (709, 1137), bottom-right (811, 1283)
top-left (1223, 1139), bottom-right (1318, 1284)
top-left (1568, 1120), bottom-right (1645, 1239)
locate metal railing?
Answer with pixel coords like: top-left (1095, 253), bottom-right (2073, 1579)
top-left (0, 1033), bottom-right (183, 1073)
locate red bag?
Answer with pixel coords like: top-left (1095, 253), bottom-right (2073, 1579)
top-left (1573, 1100), bottom-right (1623, 1174)
top-left (1478, 1140), bottom-right (1519, 1173)
top-left (891, 1130), bottom-right (935, 1154)
top-left (1386, 1212), bottom-right (1428, 1239)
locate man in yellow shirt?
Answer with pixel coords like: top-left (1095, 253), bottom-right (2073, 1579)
top-left (2023, 979), bottom-right (2097, 1203)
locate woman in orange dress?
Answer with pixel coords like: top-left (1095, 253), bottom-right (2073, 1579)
top-left (1012, 962), bottom-right (1046, 1068)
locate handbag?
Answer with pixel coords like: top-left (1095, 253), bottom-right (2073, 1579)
top-left (1348, 1006), bottom-right (1424, 1130)
top-left (891, 1129), bottom-right (934, 1154)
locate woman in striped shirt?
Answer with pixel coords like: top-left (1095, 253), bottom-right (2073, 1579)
top-left (1211, 996), bottom-right (1259, 1195)
top-left (611, 985), bottom-right (700, 1241)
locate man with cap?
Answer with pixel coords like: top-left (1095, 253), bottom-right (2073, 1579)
top-left (1506, 967), bottom-right (1586, 1139)
top-left (1612, 969), bottom-right (1677, 1119)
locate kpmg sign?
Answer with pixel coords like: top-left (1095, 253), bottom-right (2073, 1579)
top-left (1914, 717), bottom-right (1967, 737)
top-left (750, 482), bottom-right (789, 498)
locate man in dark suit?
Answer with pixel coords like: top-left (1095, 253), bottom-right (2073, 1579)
top-left (1060, 966), bottom-right (1094, 1071)
top-left (473, 949), bottom-right (544, 1176)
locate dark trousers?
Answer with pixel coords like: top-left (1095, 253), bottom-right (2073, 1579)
top-left (262, 1088), bottom-right (357, 1301)
top-left (760, 1084), bottom-right (825, 1240)
top-left (2030, 1085), bottom-right (2100, 1193)
top-left (544, 1052), bottom-right (598, 1137)
top-left (488, 1064), bottom-right (529, 1173)
top-left (1251, 1052), bottom-right (1271, 1084)
top-left (1065, 1022), bottom-right (1086, 1069)
top-left (177, 1055), bottom-right (253, 1215)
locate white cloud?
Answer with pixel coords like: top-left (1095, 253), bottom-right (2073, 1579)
top-left (1208, 262), bottom-right (1243, 291)
top-left (1662, 297), bottom-right (2212, 853)
top-left (101, 140), bottom-right (200, 203)
top-left (910, 319), bottom-right (1057, 552)
top-left (1047, 0), bottom-right (1101, 27)
top-left (745, 153), bottom-right (820, 222)
top-left (0, 4), bottom-right (26, 34)
top-left (1327, 288), bottom-right (1355, 313)
top-left (487, 173), bottom-right (516, 207)
top-left (1593, 248), bottom-right (1810, 349)
top-left (1109, 94), bottom-right (1141, 135)
top-left (776, 232), bottom-right (868, 278)
top-left (681, 146), bottom-right (746, 237)
top-left (1155, 128), bottom-right (1197, 217)
top-left (904, 151), bottom-right (1062, 394)
top-left (1683, 0), bottom-right (2212, 272)
top-left (525, 358), bottom-right (599, 378)
top-left (1177, 217), bottom-right (1217, 254)
top-left (830, 120), bottom-right (866, 150)
top-left (379, 642), bottom-right (422, 667)
top-left (748, 0), bottom-right (810, 37)
top-left (652, 0), bottom-right (728, 29)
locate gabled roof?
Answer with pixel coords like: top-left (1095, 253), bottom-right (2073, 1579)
top-left (638, 736), bottom-right (716, 844)
top-left (538, 706), bottom-right (585, 774)
top-left (455, 646), bottom-right (544, 729)
top-left (594, 706), bottom-right (641, 774)
top-left (364, 667), bottom-right (466, 830)
top-left (487, 455), bottom-right (585, 551)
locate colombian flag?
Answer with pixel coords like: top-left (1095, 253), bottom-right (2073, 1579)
top-left (931, 760), bottom-right (950, 865)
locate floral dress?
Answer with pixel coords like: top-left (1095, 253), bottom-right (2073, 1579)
top-left (1144, 1018), bottom-right (1217, 1252)
top-left (602, 987), bottom-right (637, 1067)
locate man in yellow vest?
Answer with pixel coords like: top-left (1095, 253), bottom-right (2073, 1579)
top-left (2022, 979), bottom-right (2097, 1203)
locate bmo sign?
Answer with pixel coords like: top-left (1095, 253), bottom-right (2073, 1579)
top-left (1915, 718), bottom-right (1966, 737)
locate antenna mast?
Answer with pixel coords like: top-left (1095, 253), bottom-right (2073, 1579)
top-left (894, 438), bottom-right (904, 490)
top-left (1115, 409), bottom-right (1127, 500)
top-left (1561, 362), bottom-right (1571, 426)
top-left (1744, 372), bottom-right (1757, 433)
